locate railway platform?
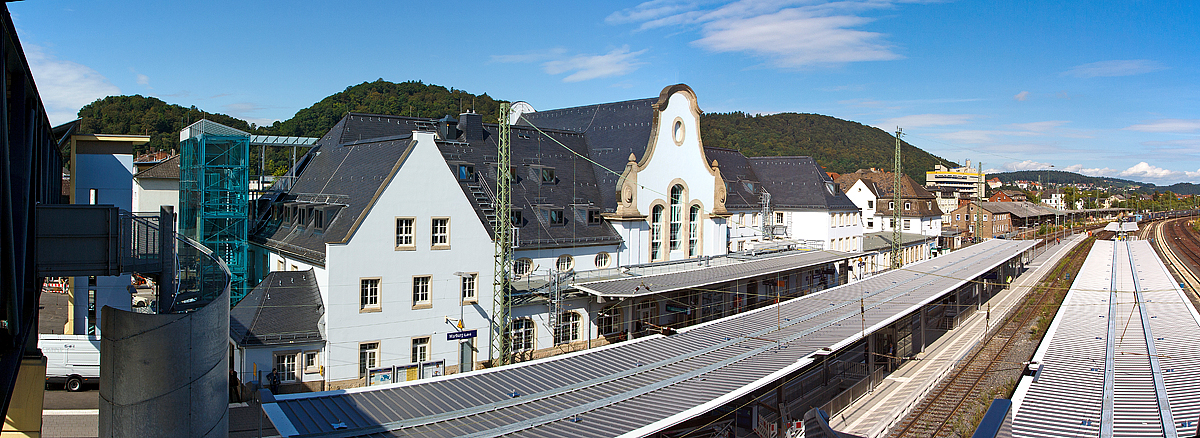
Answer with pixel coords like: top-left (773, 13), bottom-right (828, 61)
top-left (828, 233), bottom-right (1088, 438)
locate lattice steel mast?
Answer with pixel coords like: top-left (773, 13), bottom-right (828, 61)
top-left (891, 127), bottom-right (903, 269)
top-left (492, 103), bottom-right (513, 366)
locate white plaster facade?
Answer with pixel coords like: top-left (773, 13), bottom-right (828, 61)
top-left (319, 132), bottom-right (497, 384)
top-left (132, 177), bottom-right (178, 213)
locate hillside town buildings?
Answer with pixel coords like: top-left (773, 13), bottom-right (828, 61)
top-left (926, 160), bottom-right (984, 200)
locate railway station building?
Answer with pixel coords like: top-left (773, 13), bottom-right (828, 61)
top-left (244, 84), bottom-right (878, 390)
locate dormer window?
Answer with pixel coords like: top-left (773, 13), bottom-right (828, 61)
top-left (587, 209), bottom-right (602, 225)
top-left (511, 210), bottom-right (523, 226)
top-left (312, 209), bottom-right (324, 230)
top-left (904, 202), bottom-right (911, 210)
top-left (549, 208), bottom-right (566, 225)
top-left (540, 167), bottom-right (556, 184)
top-left (889, 201), bottom-right (895, 209)
top-left (457, 164), bottom-right (475, 181)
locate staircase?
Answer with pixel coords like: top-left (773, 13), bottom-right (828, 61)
top-left (467, 172), bottom-right (498, 227)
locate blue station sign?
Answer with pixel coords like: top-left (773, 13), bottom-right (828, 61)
top-left (447, 330), bottom-right (477, 341)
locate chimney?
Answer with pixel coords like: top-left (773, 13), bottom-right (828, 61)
top-left (458, 111), bottom-right (484, 141)
top-left (437, 115), bottom-right (459, 140)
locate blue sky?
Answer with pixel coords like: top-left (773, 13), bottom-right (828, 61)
top-left (12, 1), bottom-right (1200, 184)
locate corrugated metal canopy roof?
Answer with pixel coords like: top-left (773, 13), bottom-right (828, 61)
top-left (265, 239), bottom-right (1034, 438)
top-left (574, 249), bottom-right (854, 297)
top-left (1012, 240), bottom-right (1200, 437)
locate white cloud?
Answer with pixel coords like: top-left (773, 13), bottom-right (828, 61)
top-left (1002, 160), bottom-right (1055, 171)
top-left (25, 45), bottom-right (120, 125)
top-left (609, 0), bottom-right (915, 68)
top-left (1062, 59), bottom-right (1166, 78)
top-left (879, 113), bottom-right (974, 129)
top-left (1116, 162), bottom-right (1200, 180)
top-left (136, 73), bottom-right (149, 85)
top-left (1060, 164), bottom-right (1118, 177)
top-left (1013, 91), bottom-right (1029, 101)
top-left (1009, 121), bottom-right (1068, 132)
top-left (936, 130), bottom-right (1001, 144)
top-left (1124, 118), bottom-right (1200, 133)
top-left (490, 48), bottom-right (568, 64)
top-left (543, 46), bottom-right (648, 82)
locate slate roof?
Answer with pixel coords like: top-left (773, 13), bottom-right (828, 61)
top-left (703, 146), bottom-right (763, 209)
top-left (748, 156), bottom-right (858, 211)
top-left (836, 169), bottom-right (943, 217)
top-left (974, 201), bottom-right (1061, 219)
top-left (251, 112), bottom-right (623, 264)
top-left (230, 269), bottom-right (323, 347)
top-left (132, 154), bottom-right (179, 179)
top-left (516, 98), bottom-right (657, 210)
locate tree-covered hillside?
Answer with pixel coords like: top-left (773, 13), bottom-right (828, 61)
top-left (259, 79), bottom-right (503, 138)
top-left (700, 112), bottom-right (955, 183)
top-left (76, 95), bottom-right (252, 155)
top-left (76, 80), bottom-right (957, 181)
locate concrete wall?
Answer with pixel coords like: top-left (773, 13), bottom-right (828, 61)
top-left (99, 288), bottom-right (228, 437)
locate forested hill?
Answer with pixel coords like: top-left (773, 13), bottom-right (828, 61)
top-left (700, 112), bottom-right (954, 183)
top-left (992, 170), bottom-right (1141, 188)
top-left (76, 95), bottom-right (253, 153)
top-left (76, 80), bottom-right (952, 180)
top-left (258, 80), bottom-right (503, 138)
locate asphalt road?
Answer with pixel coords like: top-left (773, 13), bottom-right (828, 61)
top-left (42, 386), bottom-right (99, 410)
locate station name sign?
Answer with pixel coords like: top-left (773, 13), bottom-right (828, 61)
top-left (447, 330), bottom-right (477, 340)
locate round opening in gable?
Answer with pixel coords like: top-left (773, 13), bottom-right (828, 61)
top-left (672, 118), bottom-right (685, 145)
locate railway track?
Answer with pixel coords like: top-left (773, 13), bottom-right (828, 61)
top-left (888, 235), bottom-right (1097, 438)
top-left (1143, 217), bottom-right (1200, 310)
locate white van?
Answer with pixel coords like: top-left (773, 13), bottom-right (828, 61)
top-left (38, 334), bottom-right (101, 391)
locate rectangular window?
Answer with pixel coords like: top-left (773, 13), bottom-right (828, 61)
top-left (775, 212), bottom-right (784, 225)
top-left (274, 352), bottom-right (298, 382)
top-left (313, 209), bottom-right (324, 229)
top-left (395, 217), bottom-right (414, 249)
top-left (360, 278), bottom-right (381, 312)
top-left (509, 319), bottom-right (535, 352)
top-left (903, 219), bottom-right (912, 230)
top-left (412, 275), bottom-right (431, 308)
top-left (511, 210), bottom-right (523, 225)
top-left (457, 164), bottom-right (475, 181)
top-left (904, 202), bottom-right (911, 210)
top-left (956, 214), bottom-right (961, 221)
top-left (431, 218), bottom-right (450, 248)
top-left (359, 342), bottom-right (379, 379)
top-left (587, 209), bottom-right (603, 225)
top-left (540, 168), bottom-right (556, 183)
top-left (866, 219), bottom-right (874, 228)
top-left (461, 273), bottom-right (477, 303)
top-left (303, 351), bottom-right (320, 374)
top-left (688, 206), bottom-right (700, 257)
top-left (411, 337), bottom-right (430, 363)
top-left (983, 215), bottom-right (989, 221)
top-left (867, 200), bottom-right (874, 209)
top-left (549, 209), bottom-right (565, 225)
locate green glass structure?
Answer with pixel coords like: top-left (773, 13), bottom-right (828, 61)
top-left (180, 120), bottom-right (250, 305)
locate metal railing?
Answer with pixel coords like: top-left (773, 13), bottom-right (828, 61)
top-left (162, 234), bottom-right (231, 314)
top-left (119, 212), bottom-right (162, 274)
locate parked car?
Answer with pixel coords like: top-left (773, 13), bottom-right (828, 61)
top-left (38, 334), bottom-right (101, 391)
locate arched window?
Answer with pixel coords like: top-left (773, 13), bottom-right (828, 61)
top-left (514, 258), bottom-right (533, 277)
top-left (670, 185), bottom-right (683, 250)
top-left (595, 252), bottom-right (611, 268)
top-left (556, 254), bottom-right (574, 272)
top-left (554, 311), bottom-right (581, 345)
top-left (688, 205), bottom-right (701, 257)
top-left (651, 205), bottom-right (664, 260)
